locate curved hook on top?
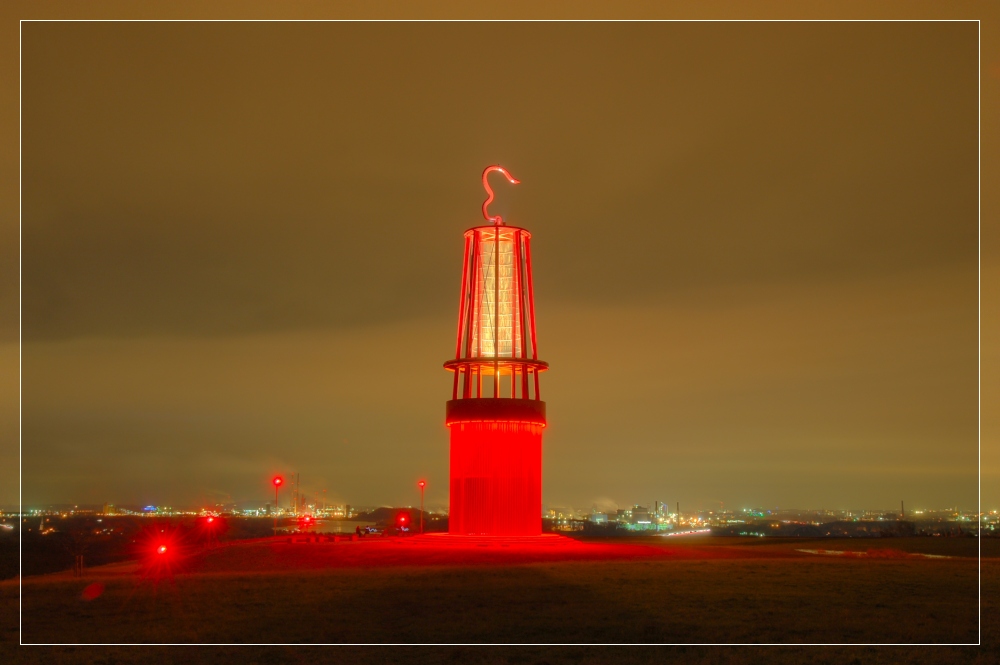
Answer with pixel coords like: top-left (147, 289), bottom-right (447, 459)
top-left (482, 165), bottom-right (520, 226)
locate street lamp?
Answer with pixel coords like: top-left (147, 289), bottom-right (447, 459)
top-left (272, 476), bottom-right (283, 537)
top-left (418, 480), bottom-right (426, 534)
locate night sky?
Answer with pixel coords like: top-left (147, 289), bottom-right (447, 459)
top-left (9, 19), bottom-right (989, 513)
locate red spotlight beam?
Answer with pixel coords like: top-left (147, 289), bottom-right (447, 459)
top-left (481, 165), bottom-right (519, 226)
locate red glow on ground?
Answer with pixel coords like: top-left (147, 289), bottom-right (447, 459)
top-left (80, 582), bottom-right (104, 601)
top-left (185, 534), bottom-right (700, 575)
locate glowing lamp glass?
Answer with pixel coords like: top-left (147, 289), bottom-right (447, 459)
top-left (472, 230), bottom-right (518, 359)
top-left (451, 224), bottom-right (541, 385)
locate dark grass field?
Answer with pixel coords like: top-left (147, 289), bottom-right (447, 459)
top-left (3, 535), bottom-right (996, 664)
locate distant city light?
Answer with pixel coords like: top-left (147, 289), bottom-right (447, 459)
top-left (662, 529), bottom-right (712, 537)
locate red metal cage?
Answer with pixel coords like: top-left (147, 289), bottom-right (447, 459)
top-left (445, 225), bottom-right (548, 403)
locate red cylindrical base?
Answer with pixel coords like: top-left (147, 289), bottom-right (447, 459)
top-left (448, 420), bottom-right (543, 536)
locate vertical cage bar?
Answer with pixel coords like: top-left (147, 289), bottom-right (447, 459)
top-left (468, 230), bottom-right (481, 358)
top-left (454, 233), bottom-right (472, 359)
top-left (524, 235), bottom-right (539, 361)
top-left (493, 230), bottom-right (500, 398)
top-left (512, 229), bottom-right (524, 360)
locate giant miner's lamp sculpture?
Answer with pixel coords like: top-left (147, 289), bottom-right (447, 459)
top-left (444, 166), bottom-right (548, 536)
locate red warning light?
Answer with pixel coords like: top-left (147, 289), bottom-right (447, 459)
top-left (207, 517), bottom-right (214, 523)
top-left (273, 476), bottom-right (283, 487)
top-left (137, 525), bottom-right (183, 582)
top-left (418, 480), bottom-right (426, 489)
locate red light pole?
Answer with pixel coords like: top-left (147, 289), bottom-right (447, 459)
top-left (418, 480), bottom-right (426, 534)
top-left (444, 166), bottom-right (548, 536)
top-left (272, 476), bottom-right (283, 537)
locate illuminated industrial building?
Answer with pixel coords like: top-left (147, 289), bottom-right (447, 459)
top-left (444, 166), bottom-right (548, 536)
